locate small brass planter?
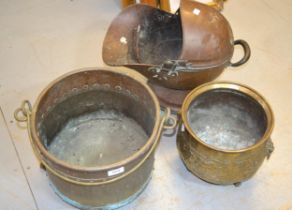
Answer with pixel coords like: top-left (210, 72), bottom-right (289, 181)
top-left (15, 68), bottom-right (176, 209)
top-left (177, 82), bottom-right (274, 185)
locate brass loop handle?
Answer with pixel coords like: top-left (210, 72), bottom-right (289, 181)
top-left (14, 100), bottom-right (32, 122)
top-left (162, 108), bottom-right (177, 130)
top-left (14, 100), bottom-right (176, 186)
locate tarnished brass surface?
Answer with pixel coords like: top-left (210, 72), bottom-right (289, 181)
top-left (103, 0), bottom-right (250, 90)
top-left (15, 68), bottom-right (176, 209)
top-left (48, 152), bottom-right (154, 208)
top-left (177, 82), bottom-right (274, 185)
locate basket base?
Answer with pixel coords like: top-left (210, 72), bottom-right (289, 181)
top-left (49, 175), bottom-right (152, 210)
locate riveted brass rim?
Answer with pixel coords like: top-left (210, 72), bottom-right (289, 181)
top-left (26, 68), bottom-right (163, 177)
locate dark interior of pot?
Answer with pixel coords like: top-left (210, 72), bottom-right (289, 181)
top-left (35, 70), bottom-right (156, 167)
top-left (187, 89), bottom-right (268, 150)
top-left (135, 10), bottom-right (182, 65)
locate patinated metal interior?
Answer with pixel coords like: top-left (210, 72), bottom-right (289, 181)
top-left (103, 0), bottom-right (250, 90)
top-left (187, 89), bottom-right (267, 150)
top-left (41, 81), bottom-right (154, 167)
top-left (48, 108), bottom-right (149, 167)
top-left (14, 68), bottom-right (178, 209)
top-left (177, 82), bottom-right (274, 185)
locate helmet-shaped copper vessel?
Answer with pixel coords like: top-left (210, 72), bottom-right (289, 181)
top-left (103, 0), bottom-right (250, 90)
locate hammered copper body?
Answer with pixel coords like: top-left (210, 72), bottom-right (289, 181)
top-left (103, 0), bottom-right (251, 90)
top-left (177, 82), bottom-right (274, 185)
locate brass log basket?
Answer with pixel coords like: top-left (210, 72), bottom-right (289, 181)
top-left (177, 82), bottom-right (274, 185)
top-left (15, 68), bottom-right (176, 209)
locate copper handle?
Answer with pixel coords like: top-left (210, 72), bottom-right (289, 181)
top-left (231, 39), bottom-right (251, 67)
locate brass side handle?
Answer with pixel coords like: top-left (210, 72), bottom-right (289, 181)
top-left (161, 107), bottom-right (177, 130)
top-left (14, 100), bottom-right (32, 122)
top-left (266, 138), bottom-right (274, 160)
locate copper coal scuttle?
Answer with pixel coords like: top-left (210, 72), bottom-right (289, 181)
top-left (103, 0), bottom-right (250, 109)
